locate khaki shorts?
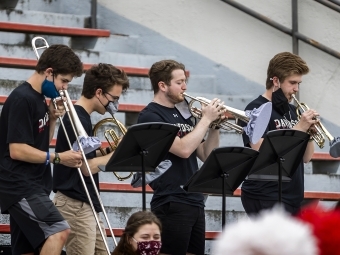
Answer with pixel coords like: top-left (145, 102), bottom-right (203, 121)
top-left (53, 191), bottom-right (107, 255)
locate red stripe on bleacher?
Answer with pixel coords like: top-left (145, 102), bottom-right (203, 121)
top-left (98, 182), bottom-right (340, 201)
top-left (99, 183), bottom-right (153, 193)
top-left (0, 57), bottom-right (151, 77)
top-left (0, 95), bottom-right (145, 112)
top-left (0, 21), bottom-right (110, 37)
top-left (0, 223), bottom-right (220, 240)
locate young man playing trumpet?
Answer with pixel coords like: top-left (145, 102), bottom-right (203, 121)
top-left (0, 44), bottom-right (83, 255)
top-left (240, 52), bottom-right (318, 216)
top-left (138, 59), bottom-right (224, 255)
top-left (53, 63), bottom-right (129, 255)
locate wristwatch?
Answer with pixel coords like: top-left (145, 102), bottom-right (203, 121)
top-left (53, 152), bottom-right (61, 164)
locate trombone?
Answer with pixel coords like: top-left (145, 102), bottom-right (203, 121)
top-left (32, 36), bottom-right (117, 254)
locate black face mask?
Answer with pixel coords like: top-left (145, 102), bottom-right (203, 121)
top-left (272, 88), bottom-right (290, 115)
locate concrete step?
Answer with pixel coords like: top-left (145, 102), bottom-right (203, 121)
top-left (0, 32), bottom-right (72, 46)
top-left (12, 0), bottom-right (91, 16)
top-left (0, 44), bottom-right (175, 68)
top-left (4, 0), bottom-right (91, 15)
top-left (0, 10), bottom-right (87, 27)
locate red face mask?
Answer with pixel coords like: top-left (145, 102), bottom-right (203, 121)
top-left (133, 238), bottom-right (162, 255)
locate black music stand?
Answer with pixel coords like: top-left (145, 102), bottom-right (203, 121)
top-left (98, 122), bottom-right (179, 211)
top-left (247, 129), bottom-right (309, 203)
top-left (183, 147), bottom-right (259, 227)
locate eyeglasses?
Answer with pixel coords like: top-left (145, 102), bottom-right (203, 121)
top-left (104, 92), bottom-right (119, 103)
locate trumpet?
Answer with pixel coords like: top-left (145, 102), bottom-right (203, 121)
top-left (93, 115), bottom-right (133, 181)
top-left (32, 36), bottom-right (117, 254)
top-left (183, 93), bottom-right (272, 144)
top-left (291, 94), bottom-right (335, 149)
top-left (184, 93), bottom-right (247, 133)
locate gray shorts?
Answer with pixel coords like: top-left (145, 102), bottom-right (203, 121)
top-left (8, 193), bottom-right (69, 254)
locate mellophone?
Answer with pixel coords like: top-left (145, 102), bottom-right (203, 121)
top-left (31, 36), bottom-right (340, 254)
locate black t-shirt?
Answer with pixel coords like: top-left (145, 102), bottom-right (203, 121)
top-left (0, 82), bottom-right (52, 213)
top-left (137, 102), bottom-right (205, 210)
top-left (52, 105), bottom-right (101, 212)
top-left (240, 95), bottom-right (304, 207)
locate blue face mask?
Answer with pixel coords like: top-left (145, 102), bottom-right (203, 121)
top-left (41, 77), bottom-right (59, 99)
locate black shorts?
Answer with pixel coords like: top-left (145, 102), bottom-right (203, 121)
top-left (8, 193), bottom-right (70, 255)
top-left (152, 202), bottom-right (205, 255)
top-left (241, 193), bottom-right (300, 216)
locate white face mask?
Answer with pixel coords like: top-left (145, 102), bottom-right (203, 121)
top-left (105, 101), bottom-right (119, 115)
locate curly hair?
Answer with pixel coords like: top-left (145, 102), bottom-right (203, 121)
top-left (112, 211), bottom-right (162, 255)
top-left (82, 63), bottom-right (129, 99)
top-left (35, 44), bottom-right (83, 77)
top-left (149, 59), bottom-right (186, 94)
top-left (266, 52), bottom-right (309, 89)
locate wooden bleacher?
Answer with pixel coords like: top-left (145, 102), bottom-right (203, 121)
top-left (0, 182), bottom-right (339, 240)
top-left (0, 57), bottom-right (151, 77)
top-left (0, 21), bottom-right (110, 37)
top-left (0, 222), bottom-right (218, 240)
top-left (0, 21), bottom-right (157, 77)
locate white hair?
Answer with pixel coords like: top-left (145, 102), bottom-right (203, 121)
top-left (213, 207), bottom-right (318, 255)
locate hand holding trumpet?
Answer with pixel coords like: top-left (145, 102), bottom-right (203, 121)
top-left (201, 98), bottom-right (225, 127)
top-left (201, 98), bottom-right (226, 125)
top-left (294, 108), bottom-right (319, 133)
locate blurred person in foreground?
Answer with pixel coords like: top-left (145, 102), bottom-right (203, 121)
top-left (213, 207), bottom-right (318, 255)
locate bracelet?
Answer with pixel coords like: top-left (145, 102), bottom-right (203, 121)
top-left (106, 147), bottom-right (111, 154)
top-left (45, 151), bottom-right (50, 165)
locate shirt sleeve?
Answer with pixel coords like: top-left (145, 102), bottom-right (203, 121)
top-left (138, 110), bottom-right (165, 124)
top-left (7, 97), bottom-right (35, 145)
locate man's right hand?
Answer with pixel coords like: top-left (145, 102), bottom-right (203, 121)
top-left (58, 150), bottom-right (83, 168)
top-left (294, 109), bottom-right (319, 133)
top-left (201, 98), bottom-right (225, 124)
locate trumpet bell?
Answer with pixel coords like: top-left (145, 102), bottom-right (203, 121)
top-left (291, 94), bottom-right (340, 158)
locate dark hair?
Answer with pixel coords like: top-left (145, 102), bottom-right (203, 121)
top-left (149, 59), bottom-right (186, 94)
top-left (266, 52), bottom-right (309, 89)
top-left (82, 63), bottom-right (129, 99)
top-left (112, 211), bottom-right (162, 255)
top-left (35, 44), bottom-right (83, 77)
